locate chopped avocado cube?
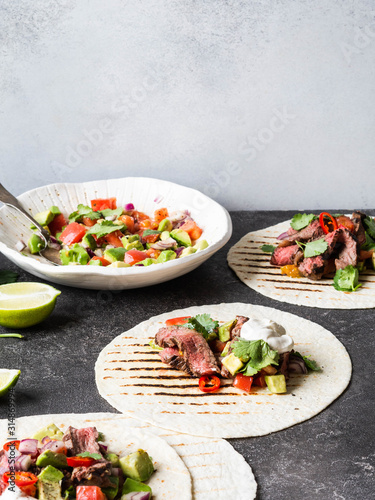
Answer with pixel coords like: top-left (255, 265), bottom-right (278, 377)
top-left (160, 231), bottom-right (170, 241)
top-left (158, 218), bottom-right (172, 232)
top-left (124, 240), bottom-right (144, 251)
top-left (38, 480), bottom-right (63, 500)
top-left (33, 423), bottom-right (63, 441)
top-left (108, 261), bottom-right (131, 268)
top-left (119, 449), bottom-right (154, 482)
top-left (170, 229), bottom-right (191, 247)
top-left (218, 319), bottom-right (237, 342)
top-left (180, 247), bottom-right (196, 258)
top-left (193, 239), bottom-right (209, 251)
top-left (104, 247), bottom-right (126, 263)
top-left (102, 476), bottom-right (119, 500)
top-left (60, 244), bottom-right (89, 265)
top-left (34, 210), bottom-right (55, 226)
top-left (220, 341), bottom-right (231, 357)
top-left (50, 206), bottom-right (61, 216)
top-left (122, 478), bottom-right (152, 496)
top-left (82, 234), bottom-right (97, 250)
top-left (372, 252), bottom-right (375, 271)
top-left (121, 234), bottom-right (140, 246)
top-left (28, 233), bottom-right (46, 254)
top-left (156, 250), bottom-right (176, 263)
top-left (38, 465), bottom-right (64, 483)
top-left (265, 374), bottom-right (287, 394)
top-left (106, 453), bottom-right (120, 467)
top-left (88, 258), bottom-right (102, 266)
top-left (36, 450), bottom-right (67, 469)
top-left (137, 258), bottom-right (156, 266)
top-left (222, 353), bottom-right (244, 376)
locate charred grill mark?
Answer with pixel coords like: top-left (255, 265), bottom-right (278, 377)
top-left (106, 358), bottom-right (161, 363)
top-left (119, 383), bottom-right (200, 389)
top-left (128, 375), bottom-right (192, 379)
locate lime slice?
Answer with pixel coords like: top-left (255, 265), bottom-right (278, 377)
top-left (0, 282), bottom-right (61, 329)
top-left (0, 369), bottom-right (20, 397)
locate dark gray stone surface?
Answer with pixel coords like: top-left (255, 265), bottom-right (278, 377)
top-left (0, 211), bottom-right (374, 499)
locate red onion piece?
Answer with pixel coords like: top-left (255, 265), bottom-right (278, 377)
top-left (15, 454), bottom-right (33, 471)
top-left (153, 195), bottom-right (163, 203)
top-left (122, 492), bottom-right (151, 500)
top-left (124, 203), bottom-right (135, 211)
top-left (0, 466), bottom-right (9, 476)
top-left (40, 440), bottom-right (66, 454)
top-left (150, 238), bottom-right (177, 250)
top-left (175, 247), bottom-right (184, 257)
top-left (87, 248), bottom-right (95, 258)
top-left (94, 249), bottom-right (104, 257)
top-left (15, 240), bottom-right (26, 252)
top-left (19, 439), bottom-right (39, 456)
top-left (277, 231), bottom-right (290, 241)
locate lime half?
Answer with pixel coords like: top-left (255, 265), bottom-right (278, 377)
top-left (0, 369), bottom-right (20, 397)
top-left (0, 282), bottom-right (61, 329)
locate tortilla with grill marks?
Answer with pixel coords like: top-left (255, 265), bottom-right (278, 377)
top-left (227, 220), bottom-right (375, 309)
top-left (95, 303), bottom-right (351, 438)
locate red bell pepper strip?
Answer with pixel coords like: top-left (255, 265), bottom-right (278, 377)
top-left (198, 375), bottom-right (221, 393)
top-left (319, 212), bottom-right (338, 234)
top-left (60, 222), bottom-right (87, 245)
top-left (3, 440), bottom-right (20, 452)
top-left (165, 316), bottom-right (191, 326)
top-left (233, 373), bottom-right (253, 392)
top-left (2, 471), bottom-right (38, 487)
top-left (67, 456), bottom-right (96, 468)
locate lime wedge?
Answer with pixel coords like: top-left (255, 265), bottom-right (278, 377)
top-left (0, 282), bottom-right (61, 329)
top-left (0, 369), bottom-right (20, 397)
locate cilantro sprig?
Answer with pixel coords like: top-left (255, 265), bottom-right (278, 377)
top-left (69, 204), bottom-right (101, 223)
top-left (77, 452), bottom-right (102, 460)
top-left (333, 265), bottom-right (362, 292)
top-left (293, 352), bottom-right (321, 371)
top-left (232, 339), bottom-right (279, 376)
top-left (363, 216), bottom-right (375, 239)
top-left (290, 213), bottom-right (316, 231)
top-left (87, 221), bottom-right (125, 238)
top-left (101, 207), bottom-right (124, 218)
top-left (260, 244), bottom-right (276, 253)
top-left (187, 314), bottom-right (219, 341)
top-left (296, 239), bottom-right (328, 258)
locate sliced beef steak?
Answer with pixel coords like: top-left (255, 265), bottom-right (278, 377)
top-left (298, 229), bottom-right (342, 279)
top-left (155, 326), bottom-right (220, 377)
top-left (71, 462), bottom-right (112, 488)
top-left (335, 228), bottom-right (358, 270)
top-left (271, 245), bottom-right (300, 266)
top-left (351, 211), bottom-right (366, 246)
top-left (62, 427), bottom-right (101, 456)
top-left (159, 347), bottom-right (189, 372)
top-left (231, 315), bottom-right (249, 339)
top-left (285, 219), bottom-right (324, 243)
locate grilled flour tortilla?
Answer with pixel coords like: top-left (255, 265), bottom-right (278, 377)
top-left (0, 413), bottom-right (257, 500)
top-left (95, 303), bottom-right (351, 438)
top-left (227, 220), bottom-right (375, 309)
top-left (0, 414), bottom-right (191, 500)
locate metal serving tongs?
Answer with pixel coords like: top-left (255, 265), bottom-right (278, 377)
top-left (0, 184), bottom-right (61, 265)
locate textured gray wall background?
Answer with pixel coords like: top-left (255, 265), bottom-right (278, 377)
top-left (1, 0), bottom-right (374, 209)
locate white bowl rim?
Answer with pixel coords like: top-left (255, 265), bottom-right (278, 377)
top-left (0, 177), bottom-right (232, 277)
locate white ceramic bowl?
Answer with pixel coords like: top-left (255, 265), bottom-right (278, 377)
top-left (0, 178), bottom-right (232, 290)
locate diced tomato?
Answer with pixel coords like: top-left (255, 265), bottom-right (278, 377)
top-left (3, 440), bottom-right (20, 452)
top-left (253, 374), bottom-right (267, 388)
top-left (165, 316), bottom-right (191, 326)
top-left (20, 484), bottom-right (37, 497)
top-left (142, 231), bottom-right (160, 244)
top-left (233, 373), bottom-right (253, 393)
top-left (104, 230), bottom-right (124, 248)
top-left (60, 222), bottom-right (86, 245)
top-left (199, 375), bottom-right (221, 393)
top-left (76, 486), bottom-right (107, 500)
top-left (124, 249), bottom-right (147, 265)
top-left (179, 220), bottom-right (203, 241)
top-left (88, 256), bottom-right (111, 266)
top-left (131, 210), bottom-right (149, 222)
top-left (118, 215), bottom-right (135, 233)
top-left (91, 198), bottom-right (117, 211)
top-left (82, 217), bottom-right (97, 227)
top-left (336, 215), bottom-right (355, 233)
top-left (146, 248), bottom-right (161, 259)
top-left (3, 471), bottom-right (38, 487)
top-left (139, 219), bottom-right (153, 230)
top-left (67, 456), bottom-right (96, 468)
top-left (154, 208), bottom-right (169, 224)
top-left (48, 213), bottom-right (67, 236)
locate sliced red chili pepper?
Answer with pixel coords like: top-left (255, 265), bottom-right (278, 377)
top-left (3, 471), bottom-right (38, 486)
top-left (165, 316), bottom-right (191, 326)
top-left (198, 375), bottom-right (221, 393)
top-left (67, 456), bottom-right (96, 468)
top-left (3, 440), bottom-right (20, 452)
top-left (319, 212), bottom-right (338, 234)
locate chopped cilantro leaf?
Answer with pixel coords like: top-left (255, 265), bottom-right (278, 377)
top-left (77, 452), bottom-right (102, 459)
top-left (333, 265), bottom-right (362, 292)
top-left (361, 232), bottom-right (375, 252)
top-left (297, 239), bottom-right (328, 258)
top-left (363, 216), bottom-right (375, 240)
top-left (232, 339), bottom-right (279, 376)
top-left (142, 230), bottom-right (161, 237)
top-left (290, 213), bottom-right (316, 231)
top-left (187, 314), bottom-right (219, 340)
top-left (101, 207), bottom-right (124, 218)
top-left (69, 204), bottom-right (101, 223)
top-left (260, 244), bottom-right (276, 253)
top-left (87, 220), bottom-right (125, 238)
top-left (0, 270), bottom-right (18, 285)
top-left (294, 351), bottom-right (321, 371)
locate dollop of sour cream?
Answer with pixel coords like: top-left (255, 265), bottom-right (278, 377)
top-left (240, 318), bottom-right (294, 354)
top-left (1, 486), bottom-right (34, 500)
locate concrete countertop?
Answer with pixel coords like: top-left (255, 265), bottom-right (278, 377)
top-left (0, 211), bottom-right (373, 499)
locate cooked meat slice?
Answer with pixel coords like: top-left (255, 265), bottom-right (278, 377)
top-left (293, 249), bottom-right (304, 266)
top-left (298, 229), bottom-right (342, 279)
top-left (71, 462), bottom-right (112, 487)
top-left (231, 316), bottom-right (249, 339)
top-left (270, 245), bottom-right (300, 266)
top-left (220, 364), bottom-right (232, 379)
top-left (351, 211), bottom-right (366, 246)
top-left (286, 220), bottom-right (324, 243)
top-left (155, 326), bottom-right (220, 377)
top-left (335, 229), bottom-right (358, 270)
top-left (62, 427), bottom-right (102, 456)
top-left (278, 352), bottom-right (291, 380)
top-left (159, 347), bottom-right (189, 372)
